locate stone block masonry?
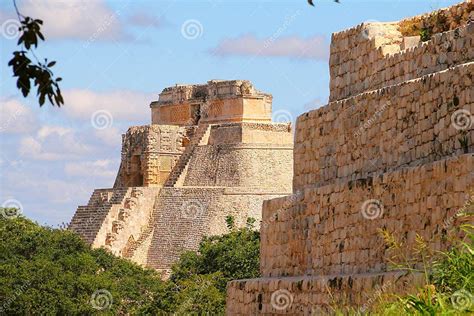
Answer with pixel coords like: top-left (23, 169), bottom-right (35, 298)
top-left (70, 80), bottom-right (293, 274)
top-left (145, 187), bottom-right (225, 272)
top-left (329, 1), bottom-right (473, 102)
top-left (227, 272), bottom-right (425, 315)
top-left (295, 62), bottom-right (474, 191)
top-left (261, 154), bottom-right (472, 278)
top-left (226, 1), bottom-right (473, 314)
top-left (151, 80), bottom-right (273, 125)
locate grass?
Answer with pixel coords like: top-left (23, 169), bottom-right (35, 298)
top-left (332, 196), bottom-right (474, 315)
top-left (381, 202), bottom-right (473, 315)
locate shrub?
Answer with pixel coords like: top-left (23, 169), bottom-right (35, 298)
top-left (0, 213), bottom-right (260, 315)
top-left (375, 202), bottom-right (474, 315)
top-left (0, 214), bottom-right (169, 315)
top-left (164, 216), bottom-right (260, 313)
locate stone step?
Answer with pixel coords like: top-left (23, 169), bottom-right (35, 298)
top-left (329, 21), bottom-right (473, 101)
top-left (226, 271), bottom-right (423, 315)
top-left (295, 61), bottom-right (474, 191)
top-left (164, 124), bottom-right (210, 187)
top-left (260, 153), bottom-right (473, 278)
top-left (70, 187), bottom-right (132, 245)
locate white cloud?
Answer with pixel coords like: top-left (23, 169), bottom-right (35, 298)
top-left (65, 159), bottom-right (117, 178)
top-left (2, 168), bottom-right (96, 210)
top-left (29, 178), bottom-right (83, 204)
top-left (3, 87), bottom-right (151, 163)
top-left (211, 34), bottom-right (329, 60)
top-left (63, 89), bottom-right (152, 123)
top-left (19, 126), bottom-right (93, 161)
top-left (0, 98), bottom-right (38, 134)
top-left (94, 127), bottom-right (123, 147)
top-left (17, 0), bottom-right (130, 41)
top-left (0, 88), bottom-right (154, 225)
top-left (37, 126), bottom-right (70, 139)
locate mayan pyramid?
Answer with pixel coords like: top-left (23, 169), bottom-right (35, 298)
top-left (70, 80), bottom-right (293, 276)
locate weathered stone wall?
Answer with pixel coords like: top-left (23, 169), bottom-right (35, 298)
top-left (70, 188), bottom-right (127, 244)
top-left (151, 103), bottom-right (193, 126)
top-left (145, 187), bottom-right (223, 272)
top-left (261, 154), bottom-right (472, 278)
top-left (226, 2), bottom-right (473, 313)
top-left (114, 125), bottom-right (189, 187)
top-left (329, 1), bottom-right (473, 101)
top-left (151, 80), bottom-right (273, 126)
top-left (397, 1), bottom-right (474, 36)
top-left (135, 188), bottom-right (287, 274)
top-left (129, 225), bottom-right (154, 266)
top-left (208, 122), bottom-right (293, 145)
top-left (156, 80), bottom-right (263, 105)
top-left (100, 187), bottom-right (159, 256)
top-left (227, 272), bottom-right (423, 315)
top-left (216, 189), bottom-right (291, 235)
top-left (183, 144), bottom-right (293, 192)
top-left (295, 62), bottom-right (474, 191)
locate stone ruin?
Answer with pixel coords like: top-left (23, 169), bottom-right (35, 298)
top-left (69, 80), bottom-right (294, 276)
top-left (226, 1), bottom-right (473, 314)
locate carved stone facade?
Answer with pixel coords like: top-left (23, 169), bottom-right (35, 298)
top-left (113, 125), bottom-right (190, 187)
top-left (69, 81), bottom-right (293, 275)
top-left (226, 2), bottom-right (473, 314)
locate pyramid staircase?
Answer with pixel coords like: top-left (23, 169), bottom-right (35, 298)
top-left (102, 187), bottom-right (158, 256)
top-left (122, 200), bottom-right (158, 259)
top-left (164, 123), bottom-right (210, 187)
top-left (123, 123), bottom-right (211, 260)
top-left (69, 188), bottom-right (131, 244)
top-left (121, 224), bottom-right (153, 260)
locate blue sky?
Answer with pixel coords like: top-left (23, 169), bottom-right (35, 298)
top-left (0, 0), bottom-right (462, 226)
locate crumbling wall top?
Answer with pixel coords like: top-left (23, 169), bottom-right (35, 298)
top-left (329, 0), bottom-right (473, 101)
top-left (150, 80), bottom-right (274, 126)
top-left (154, 80), bottom-right (272, 106)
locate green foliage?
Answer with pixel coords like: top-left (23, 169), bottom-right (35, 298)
top-left (307, 0), bottom-right (340, 6)
top-left (8, 51), bottom-right (63, 106)
top-left (382, 285), bottom-right (473, 315)
top-left (372, 206), bottom-right (474, 315)
top-left (458, 132), bottom-right (469, 154)
top-left (416, 10), bottom-right (452, 42)
top-left (17, 16), bottom-right (44, 49)
top-left (431, 223), bottom-right (474, 294)
top-left (332, 200), bottom-right (474, 315)
top-left (246, 217), bottom-right (256, 229)
top-left (225, 215), bottom-right (235, 230)
top-left (0, 214), bottom-right (260, 314)
top-left (162, 217), bottom-right (260, 314)
top-left (172, 273), bottom-right (227, 315)
top-left (420, 28), bottom-right (431, 42)
top-left (8, 1), bottom-right (63, 107)
top-left (171, 219), bottom-right (260, 285)
top-left (0, 215), bottom-right (168, 314)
